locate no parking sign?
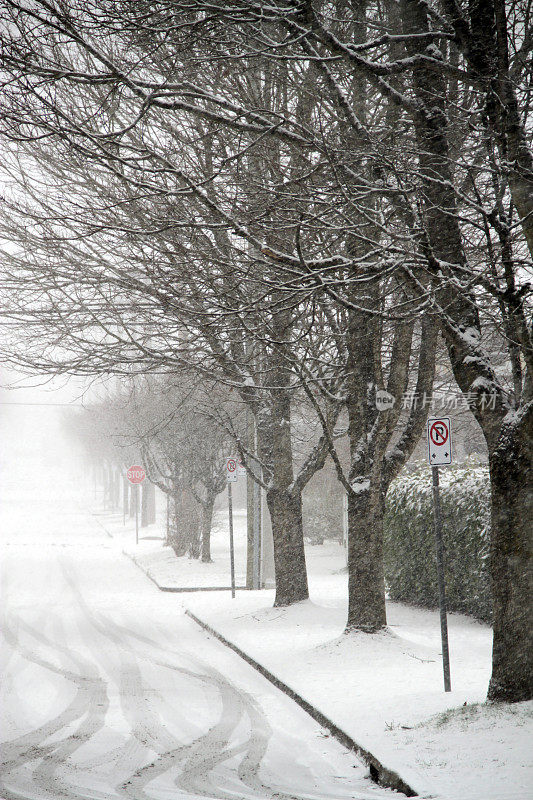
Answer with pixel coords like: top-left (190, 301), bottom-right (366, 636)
top-left (427, 417), bottom-right (452, 466)
top-left (226, 457), bottom-right (238, 483)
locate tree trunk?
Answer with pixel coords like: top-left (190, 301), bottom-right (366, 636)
top-left (169, 488), bottom-right (188, 556)
top-left (342, 289), bottom-right (388, 632)
top-left (266, 485), bottom-right (308, 607)
top-left (487, 407), bottom-right (533, 702)
top-left (200, 495), bottom-right (215, 563)
top-left (103, 463), bottom-right (111, 508)
top-left (256, 376), bottom-right (309, 606)
top-left (246, 409), bottom-right (255, 587)
top-left (182, 488), bottom-right (201, 559)
top-left (147, 481), bottom-right (156, 524)
top-left (443, 0), bottom-right (533, 257)
top-left (113, 470), bottom-right (120, 509)
top-left (346, 486), bottom-right (387, 632)
top-left (256, 334), bottom-right (309, 606)
top-left (141, 481), bottom-right (156, 527)
top-left (141, 482), bottom-right (148, 527)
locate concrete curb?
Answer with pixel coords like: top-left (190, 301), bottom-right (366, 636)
top-left (89, 511), bottom-right (114, 538)
top-left (185, 608), bottom-right (418, 798)
top-left (123, 549), bottom-right (250, 593)
top-left (99, 510), bottom-right (418, 796)
top-left (92, 508), bottom-right (250, 593)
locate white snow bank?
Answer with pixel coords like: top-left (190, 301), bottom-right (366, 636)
top-left (385, 701), bottom-right (532, 800)
top-left (181, 579), bottom-right (531, 800)
top-left (88, 500), bottom-right (532, 800)
top-left (185, 592), bottom-right (512, 800)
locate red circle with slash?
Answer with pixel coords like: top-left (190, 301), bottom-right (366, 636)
top-left (430, 420), bottom-right (449, 446)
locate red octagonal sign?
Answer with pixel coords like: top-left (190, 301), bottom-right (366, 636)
top-left (127, 465), bottom-right (146, 484)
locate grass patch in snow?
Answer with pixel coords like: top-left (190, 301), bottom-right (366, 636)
top-left (423, 700), bottom-right (533, 730)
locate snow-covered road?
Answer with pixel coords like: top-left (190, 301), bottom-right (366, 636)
top-left (0, 407), bottom-right (392, 800)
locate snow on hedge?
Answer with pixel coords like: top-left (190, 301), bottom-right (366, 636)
top-left (384, 460), bottom-right (491, 622)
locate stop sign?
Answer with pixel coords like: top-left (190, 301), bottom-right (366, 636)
top-left (127, 465), bottom-right (146, 484)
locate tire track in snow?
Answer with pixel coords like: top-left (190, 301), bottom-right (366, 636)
top-left (90, 624), bottom-right (362, 798)
top-left (0, 558), bottom-right (113, 800)
top-left (61, 605), bottom-right (280, 797)
top-left (58, 558), bottom-right (198, 796)
top-left (2, 545), bottom-right (385, 800)
top-left (59, 558), bottom-right (254, 798)
top-left (60, 556), bottom-right (325, 800)
top-left (0, 609), bottom-right (109, 800)
top-left (79, 612), bottom-right (293, 799)
top-left (28, 614), bottom-right (110, 800)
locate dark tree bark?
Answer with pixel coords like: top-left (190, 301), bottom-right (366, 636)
top-left (441, 0), bottom-right (533, 256)
top-left (122, 476), bottom-right (129, 519)
top-left (487, 406), bottom-right (533, 702)
top-left (169, 487), bottom-right (188, 556)
top-left (141, 481), bottom-right (156, 527)
top-left (246, 410), bottom-right (255, 587)
top-left (346, 486), bottom-right (387, 631)
top-left (147, 481), bottom-right (156, 525)
top-left (183, 489), bottom-right (201, 558)
top-left (265, 485), bottom-right (308, 607)
top-left (344, 303), bottom-right (388, 632)
top-left (141, 482), bottom-right (149, 528)
top-left (129, 483), bottom-right (136, 518)
top-left (257, 388), bottom-right (309, 607)
top-left (113, 470), bottom-right (120, 509)
top-left (200, 495), bottom-right (215, 563)
top-left (339, 295), bottom-right (437, 631)
top-left (103, 462), bottom-right (111, 508)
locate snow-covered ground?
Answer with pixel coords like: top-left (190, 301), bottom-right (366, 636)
top-left (184, 591), bottom-right (532, 800)
top-left (1, 402), bottom-right (393, 800)
top-left (2, 398), bottom-right (531, 800)
top-left (94, 492), bottom-right (532, 800)
top-left (96, 500), bottom-right (249, 591)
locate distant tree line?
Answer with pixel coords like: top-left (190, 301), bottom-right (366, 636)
top-left (67, 376), bottom-right (241, 561)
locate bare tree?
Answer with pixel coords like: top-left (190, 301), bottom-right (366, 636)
top-left (0, 0), bottom-right (531, 700)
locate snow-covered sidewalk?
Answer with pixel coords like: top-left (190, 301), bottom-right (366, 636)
top-left (89, 496), bottom-right (249, 590)
top-left (89, 498), bottom-right (532, 800)
top-left (184, 590), bottom-right (531, 800)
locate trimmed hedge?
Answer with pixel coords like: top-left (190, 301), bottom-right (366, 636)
top-left (384, 463), bottom-right (492, 623)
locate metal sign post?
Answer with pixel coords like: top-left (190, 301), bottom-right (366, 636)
top-left (226, 458), bottom-right (237, 598)
top-left (432, 466), bottom-right (452, 692)
top-left (127, 465), bottom-right (146, 546)
top-left (166, 492), bottom-right (170, 546)
top-left (135, 485), bottom-right (140, 545)
top-left (252, 470), bottom-right (261, 590)
top-left (427, 418), bottom-right (452, 692)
